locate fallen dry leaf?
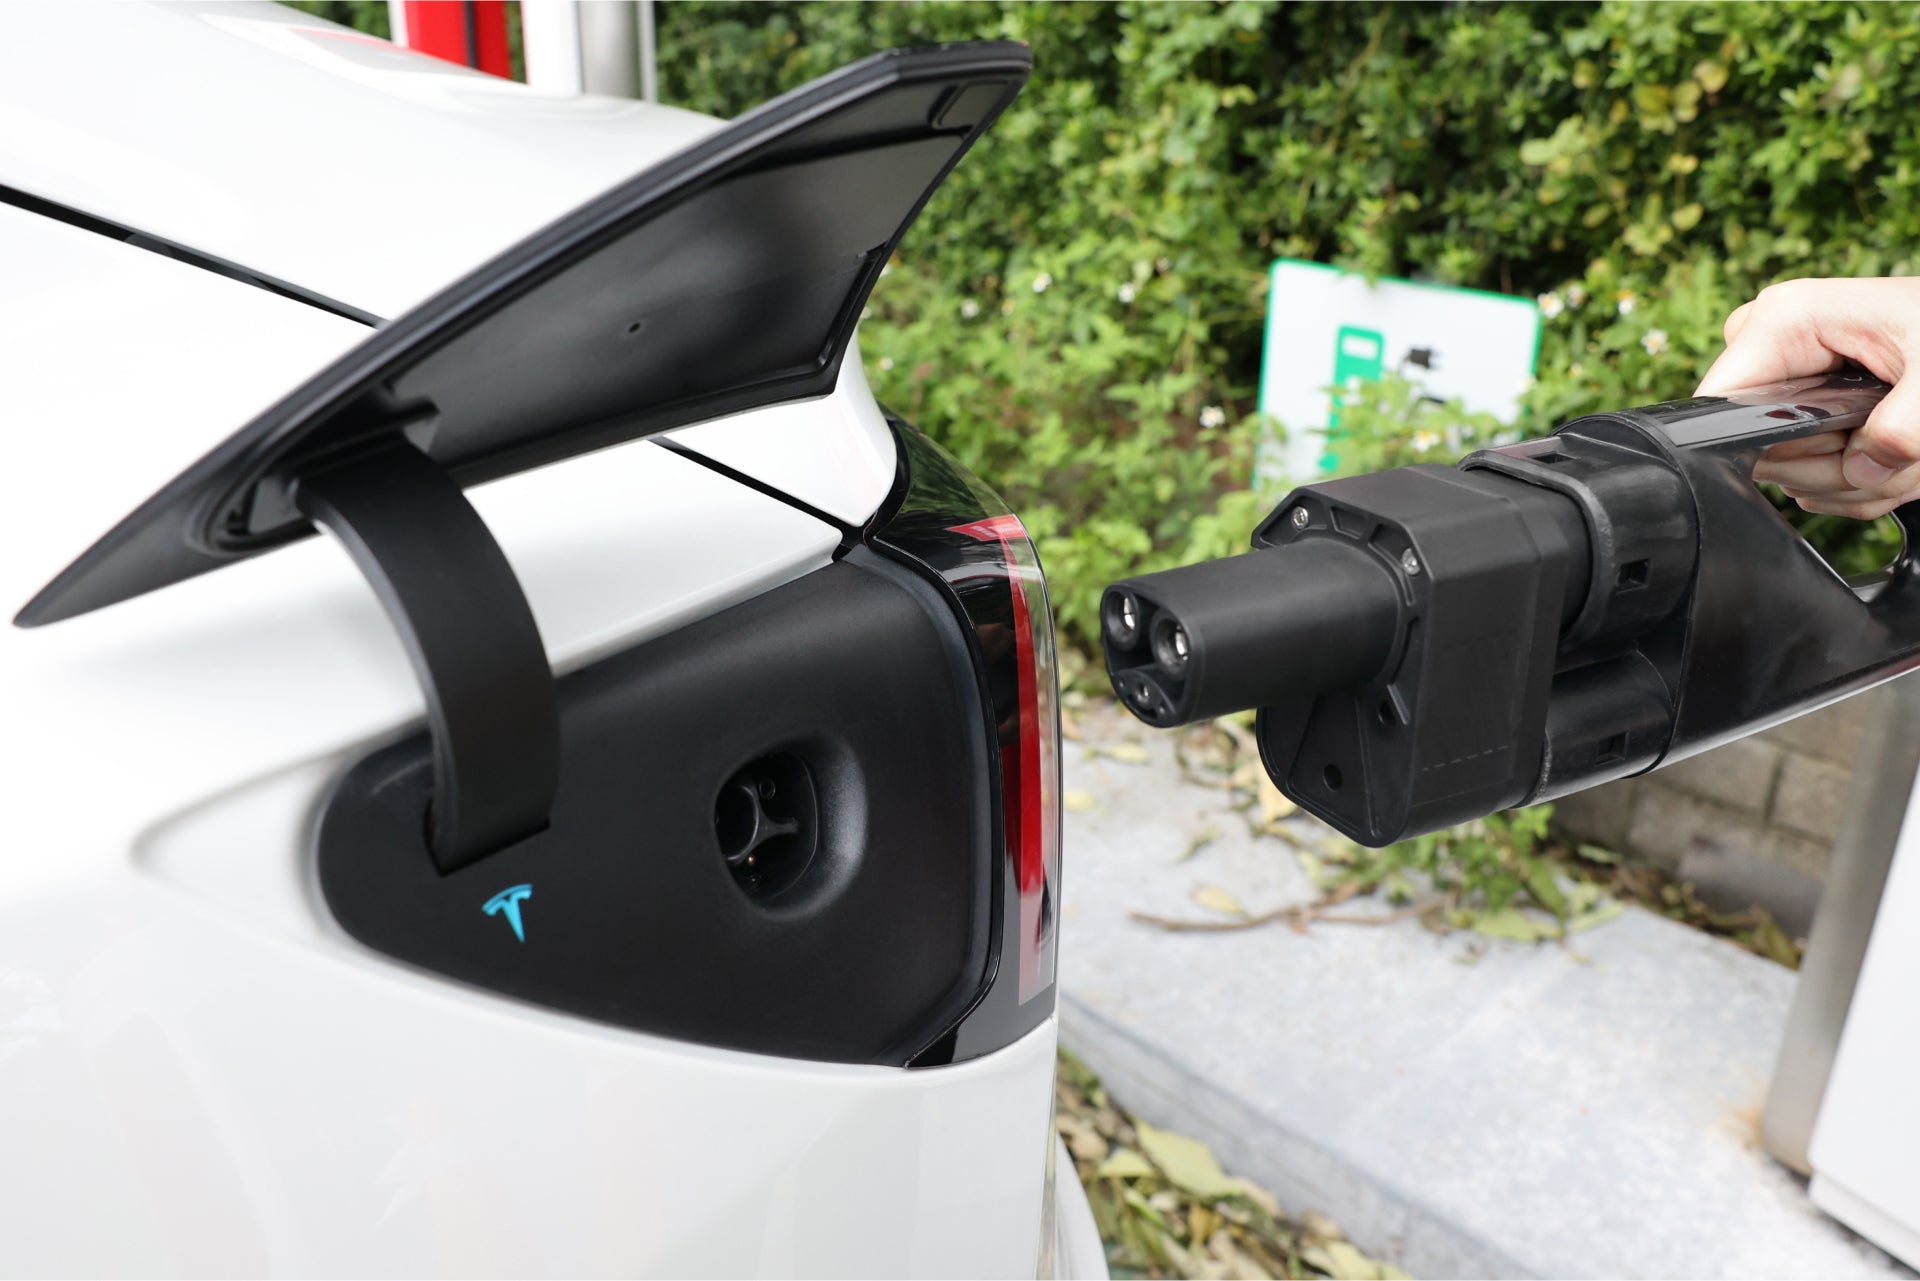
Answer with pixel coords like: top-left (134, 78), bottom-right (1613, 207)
top-left (1190, 884), bottom-right (1249, 917)
top-left (1137, 1121), bottom-right (1241, 1200)
top-left (1257, 775), bottom-right (1297, 824)
top-left (1096, 741), bottom-right (1152, 765)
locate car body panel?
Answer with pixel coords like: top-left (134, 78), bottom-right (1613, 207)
top-left (664, 351), bottom-right (899, 528)
top-left (0, 9), bottom-right (1084, 1275)
top-left (1, 751), bottom-right (1056, 1274)
top-left (0, 202), bottom-right (371, 613)
top-left (0, 1), bottom-right (724, 320)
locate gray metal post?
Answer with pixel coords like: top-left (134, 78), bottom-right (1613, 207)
top-left (1762, 672), bottom-right (1920, 1173)
top-left (638, 0), bottom-right (658, 102)
top-left (579, 0), bottom-right (640, 99)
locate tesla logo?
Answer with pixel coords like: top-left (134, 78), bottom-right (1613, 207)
top-left (483, 884), bottom-right (533, 943)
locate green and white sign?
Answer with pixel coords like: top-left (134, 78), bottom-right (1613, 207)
top-left (1256, 259), bottom-right (1542, 488)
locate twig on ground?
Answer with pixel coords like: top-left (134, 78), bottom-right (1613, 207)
top-left (1129, 890), bottom-right (1453, 934)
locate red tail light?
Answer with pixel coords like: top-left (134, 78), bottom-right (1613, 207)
top-left (950, 515), bottom-right (1061, 1002)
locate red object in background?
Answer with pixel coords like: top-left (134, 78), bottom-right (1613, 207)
top-left (401, 1), bottom-right (512, 78)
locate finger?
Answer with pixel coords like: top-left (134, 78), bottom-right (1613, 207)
top-left (1845, 372), bottom-right (1920, 482)
top-left (1794, 493), bottom-right (1920, 520)
top-left (1775, 450), bottom-right (1920, 499)
top-left (1755, 453), bottom-right (1849, 490)
top-left (1761, 430), bottom-right (1848, 462)
top-left (1784, 484), bottom-right (1893, 503)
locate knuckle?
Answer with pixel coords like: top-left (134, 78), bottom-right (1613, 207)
top-left (1757, 278), bottom-right (1815, 313)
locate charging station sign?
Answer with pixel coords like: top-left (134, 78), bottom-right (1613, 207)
top-left (1256, 259), bottom-right (1541, 488)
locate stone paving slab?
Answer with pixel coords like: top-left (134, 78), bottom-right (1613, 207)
top-left (1057, 705), bottom-right (1909, 1280)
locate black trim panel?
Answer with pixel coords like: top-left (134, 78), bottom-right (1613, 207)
top-left (316, 549), bottom-right (995, 1065)
top-left (873, 422), bottom-right (1058, 1063)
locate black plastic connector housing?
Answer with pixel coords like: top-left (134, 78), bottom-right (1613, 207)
top-left (1105, 371), bottom-right (1906, 846)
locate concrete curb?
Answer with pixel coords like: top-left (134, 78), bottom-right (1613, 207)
top-left (1057, 704), bottom-right (1909, 1280)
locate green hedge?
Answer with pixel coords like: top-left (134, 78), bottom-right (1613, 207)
top-left (282, 1), bottom-right (1919, 648)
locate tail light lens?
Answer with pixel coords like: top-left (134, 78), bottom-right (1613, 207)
top-left (873, 423), bottom-right (1063, 1061)
top-left (950, 515), bottom-right (1061, 1002)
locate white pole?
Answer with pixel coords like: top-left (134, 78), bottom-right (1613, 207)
top-left (386, 0), bottom-right (408, 46)
top-left (521, 0), bottom-right (587, 95)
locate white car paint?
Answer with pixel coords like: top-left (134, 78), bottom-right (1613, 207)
top-left (0, 1), bottom-right (723, 319)
top-left (0, 7), bottom-right (1098, 1276)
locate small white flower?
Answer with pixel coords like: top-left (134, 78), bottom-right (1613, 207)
top-left (860, 306), bottom-right (873, 322)
top-left (1567, 283), bottom-right (1589, 307)
top-left (1155, 256), bottom-right (1172, 274)
top-left (1537, 291), bottom-right (1565, 319)
top-left (1517, 374), bottom-right (1537, 394)
top-left (1117, 282), bottom-right (1137, 304)
top-left (879, 356), bottom-right (895, 371)
top-left (1198, 405), bottom-right (1227, 430)
top-left (1641, 328), bottom-right (1669, 356)
top-left (960, 298), bottom-right (981, 320)
top-left (1616, 291), bottom-right (1638, 316)
top-left (1412, 430), bottom-right (1442, 454)
top-left (879, 261), bottom-right (893, 278)
top-left (1032, 272), bottom-right (1053, 294)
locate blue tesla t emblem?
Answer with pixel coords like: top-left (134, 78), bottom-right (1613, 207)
top-left (483, 884), bottom-right (533, 943)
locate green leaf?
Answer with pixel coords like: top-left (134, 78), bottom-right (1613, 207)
top-left (1304, 1241), bottom-right (1397, 1280)
top-left (1097, 1148), bottom-right (1159, 1180)
top-left (1633, 83), bottom-right (1671, 116)
top-left (1136, 1122), bottom-right (1242, 1200)
top-left (1470, 906), bottom-right (1553, 942)
top-left (1695, 59), bottom-right (1730, 94)
top-left (1524, 860), bottom-right (1568, 917)
top-left (1567, 898), bottom-right (1626, 934)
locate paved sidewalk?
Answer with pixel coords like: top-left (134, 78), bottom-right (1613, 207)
top-left (1058, 703), bottom-right (1909, 1280)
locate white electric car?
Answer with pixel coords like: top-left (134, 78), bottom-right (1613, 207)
top-left (0, 5), bottom-right (1102, 1275)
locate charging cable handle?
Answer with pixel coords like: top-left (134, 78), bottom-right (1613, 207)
top-left (1103, 371), bottom-right (1901, 846)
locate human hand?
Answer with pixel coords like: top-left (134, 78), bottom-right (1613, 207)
top-left (1696, 277), bottom-right (1920, 518)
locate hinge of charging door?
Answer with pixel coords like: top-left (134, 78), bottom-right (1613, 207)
top-left (292, 439), bottom-right (558, 873)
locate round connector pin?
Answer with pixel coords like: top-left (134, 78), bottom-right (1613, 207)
top-left (1104, 588), bottom-right (1143, 651)
top-left (1151, 615), bottom-right (1191, 678)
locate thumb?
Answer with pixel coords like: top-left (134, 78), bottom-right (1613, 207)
top-left (1844, 373), bottom-right (1920, 483)
top-left (1722, 300), bottom-right (1755, 345)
